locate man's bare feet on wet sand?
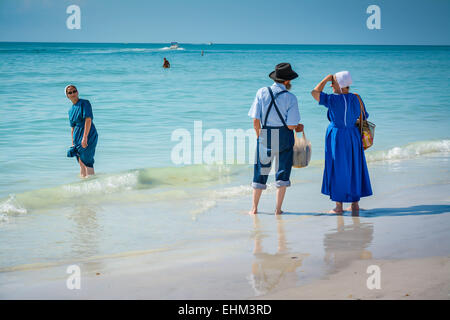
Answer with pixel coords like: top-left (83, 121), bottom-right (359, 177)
top-left (275, 209), bottom-right (284, 215)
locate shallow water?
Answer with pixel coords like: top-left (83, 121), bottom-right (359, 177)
top-left (1, 43), bottom-right (449, 198)
top-left (0, 43), bottom-right (449, 274)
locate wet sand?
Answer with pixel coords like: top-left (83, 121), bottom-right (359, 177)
top-left (254, 255), bottom-right (450, 300)
top-left (1, 155), bottom-right (449, 299)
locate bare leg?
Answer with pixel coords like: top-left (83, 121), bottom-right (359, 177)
top-left (86, 166), bottom-right (95, 176)
top-left (78, 159), bottom-right (87, 178)
top-left (249, 188), bottom-right (263, 215)
top-left (275, 186), bottom-right (287, 215)
top-left (345, 201), bottom-right (360, 212)
top-left (329, 202), bottom-right (343, 214)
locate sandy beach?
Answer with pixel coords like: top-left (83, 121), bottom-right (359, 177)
top-left (1, 1), bottom-right (449, 303)
top-left (256, 256), bottom-right (450, 300)
top-left (1, 154), bottom-right (449, 300)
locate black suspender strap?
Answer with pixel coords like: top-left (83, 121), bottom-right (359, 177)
top-left (263, 87), bottom-right (288, 128)
top-left (262, 96), bottom-right (274, 128)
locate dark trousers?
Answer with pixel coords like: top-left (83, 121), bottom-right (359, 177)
top-left (252, 126), bottom-right (294, 189)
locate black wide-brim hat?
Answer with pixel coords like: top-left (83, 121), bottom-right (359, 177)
top-left (269, 63), bottom-right (299, 81)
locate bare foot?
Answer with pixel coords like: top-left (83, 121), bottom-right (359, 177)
top-left (249, 208), bottom-right (258, 215)
top-left (275, 209), bottom-right (283, 215)
top-left (328, 208), bottom-right (344, 214)
top-left (345, 204), bottom-right (360, 211)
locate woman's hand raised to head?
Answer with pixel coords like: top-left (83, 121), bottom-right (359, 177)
top-left (295, 123), bottom-right (304, 132)
top-left (311, 74), bottom-right (334, 102)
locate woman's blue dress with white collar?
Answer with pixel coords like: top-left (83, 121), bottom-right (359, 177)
top-left (318, 92), bottom-right (372, 202)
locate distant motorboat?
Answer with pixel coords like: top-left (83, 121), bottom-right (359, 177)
top-left (169, 42), bottom-right (179, 50)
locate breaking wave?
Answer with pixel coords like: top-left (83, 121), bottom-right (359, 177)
top-left (366, 139), bottom-right (450, 162)
top-left (1, 139), bottom-right (448, 215)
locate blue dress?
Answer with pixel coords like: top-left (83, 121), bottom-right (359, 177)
top-left (68, 99), bottom-right (98, 168)
top-left (319, 92), bottom-right (372, 202)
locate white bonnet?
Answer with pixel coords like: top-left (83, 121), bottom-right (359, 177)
top-left (334, 71), bottom-right (352, 89)
top-left (64, 84), bottom-right (77, 96)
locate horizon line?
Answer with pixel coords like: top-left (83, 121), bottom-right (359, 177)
top-left (0, 41), bottom-right (449, 47)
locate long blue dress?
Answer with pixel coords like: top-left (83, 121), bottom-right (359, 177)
top-left (68, 99), bottom-right (98, 168)
top-left (319, 92), bottom-right (372, 202)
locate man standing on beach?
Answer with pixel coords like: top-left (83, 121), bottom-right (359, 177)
top-left (248, 63), bottom-right (304, 215)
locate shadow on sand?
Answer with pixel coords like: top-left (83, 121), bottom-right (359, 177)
top-left (280, 204), bottom-right (450, 218)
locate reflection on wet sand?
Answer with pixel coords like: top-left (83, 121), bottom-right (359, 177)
top-left (249, 215), bottom-right (309, 296)
top-left (68, 205), bottom-right (104, 274)
top-left (323, 213), bottom-right (374, 272)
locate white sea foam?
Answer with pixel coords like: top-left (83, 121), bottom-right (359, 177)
top-left (189, 183), bottom-right (278, 216)
top-left (0, 194), bottom-right (27, 215)
top-left (366, 139), bottom-right (450, 162)
top-left (190, 200), bottom-right (217, 217)
top-left (212, 183), bottom-right (276, 199)
top-left (213, 185), bottom-right (253, 198)
top-left (79, 48), bottom-right (156, 54)
top-left (158, 47), bottom-right (186, 51)
top-left (0, 165), bottom-right (241, 213)
top-left (62, 171), bottom-right (138, 195)
top-left (188, 186), bottom-right (252, 216)
top-left (2, 141), bottom-right (448, 215)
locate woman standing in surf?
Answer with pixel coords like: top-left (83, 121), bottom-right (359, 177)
top-left (65, 85), bottom-right (98, 178)
top-left (311, 71), bottom-right (372, 213)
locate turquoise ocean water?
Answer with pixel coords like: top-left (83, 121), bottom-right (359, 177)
top-left (0, 43), bottom-right (449, 271)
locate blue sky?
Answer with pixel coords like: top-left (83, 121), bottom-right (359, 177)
top-left (0, 0), bottom-right (449, 44)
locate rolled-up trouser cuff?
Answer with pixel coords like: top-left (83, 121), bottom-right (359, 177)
top-left (275, 180), bottom-right (291, 188)
top-left (252, 182), bottom-right (267, 190)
